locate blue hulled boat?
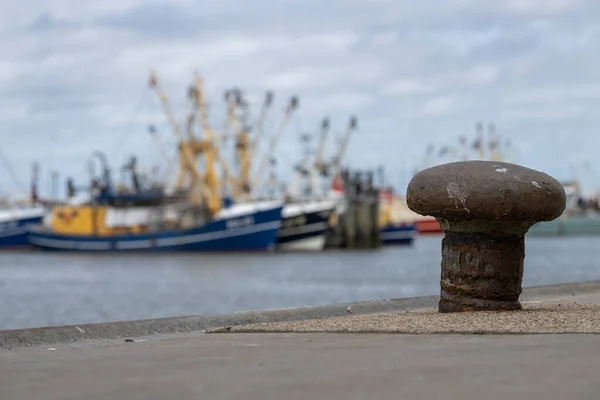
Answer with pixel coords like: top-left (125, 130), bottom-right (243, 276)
top-left (380, 222), bottom-right (416, 245)
top-left (26, 148), bottom-right (284, 252)
top-left (27, 200), bottom-right (283, 252)
top-left (0, 205), bottom-right (45, 249)
top-left (276, 199), bottom-right (338, 251)
top-left (377, 188), bottom-right (417, 246)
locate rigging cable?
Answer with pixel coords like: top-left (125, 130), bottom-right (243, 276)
top-left (0, 147), bottom-right (27, 194)
top-left (111, 85), bottom-right (148, 158)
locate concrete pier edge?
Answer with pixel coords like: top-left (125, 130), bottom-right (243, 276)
top-left (2, 280), bottom-right (600, 349)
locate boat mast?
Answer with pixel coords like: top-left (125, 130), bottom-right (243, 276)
top-left (189, 73), bottom-right (241, 212)
top-left (223, 90), bottom-right (246, 198)
top-left (31, 162), bottom-right (39, 204)
top-left (311, 117), bottom-right (331, 196)
top-left (148, 69), bottom-right (210, 208)
top-left (184, 75), bottom-right (220, 213)
top-left (232, 90), bottom-right (252, 198)
top-left (474, 121), bottom-right (485, 160)
top-left (92, 151), bottom-right (112, 195)
top-left (252, 96), bottom-right (299, 192)
top-left (459, 135), bottom-right (469, 161)
top-left (250, 91), bottom-right (274, 160)
top-left (329, 115), bottom-right (358, 177)
top-left (487, 123), bottom-right (503, 162)
top-left (222, 88), bottom-right (257, 200)
top-left (192, 84), bottom-right (246, 202)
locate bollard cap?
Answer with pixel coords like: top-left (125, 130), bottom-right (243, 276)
top-left (406, 161), bottom-right (566, 222)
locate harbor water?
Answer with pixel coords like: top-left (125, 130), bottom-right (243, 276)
top-left (0, 235), bottom-right (599, 330)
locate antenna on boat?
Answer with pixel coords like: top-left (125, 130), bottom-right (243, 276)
top-left (377, 165), bottom-right (385, 186)
top-left (30, 162), bottom-right (39, 204)
top-left (92, 151), bottom-right (112, 192)
top-left (474, 121), bottom-right (485, 160)
top-left (487, 122), bottom-right (503, 162)
top-left (459, 135), bottom-right (468, 161)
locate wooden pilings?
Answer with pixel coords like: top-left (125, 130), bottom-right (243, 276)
top-left (326, 169), bottom-right (381, 249)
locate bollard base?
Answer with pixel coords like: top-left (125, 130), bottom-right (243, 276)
top-left (439, 292), bottom-right (522, 313)
top-left (439, 229), bottom-right (526, 313)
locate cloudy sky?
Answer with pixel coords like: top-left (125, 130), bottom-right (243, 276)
top-left (1, 0), bottom-right (599, 198)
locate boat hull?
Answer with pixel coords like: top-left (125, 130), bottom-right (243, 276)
top-left (27, 205), bottom-right (283, 252)
top-left (416, 218), bottom-right (442, 234)
top-left (528, 214), bottom-right (600, 237)
top-left (278, 235), bottom-right (326, 251)
top-left (0, 215), bottom-right (44, 249)
top-left (380, 223), bottom-right (416, 245)
top-left (276, 201), bottom-right (337, 251)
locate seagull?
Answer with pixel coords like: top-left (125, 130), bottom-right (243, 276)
top-left (347, 306), bottom-right (352, 314)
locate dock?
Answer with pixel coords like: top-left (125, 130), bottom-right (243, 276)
top-left (1, 281), bottom-right (600, 400)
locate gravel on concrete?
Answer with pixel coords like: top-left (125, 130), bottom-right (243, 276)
top-left (207, 301), bottom-right (600, 334)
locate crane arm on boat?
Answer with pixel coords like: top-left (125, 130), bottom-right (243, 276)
top-left (148, 69), bottom-right (213, 211)
top-left (252, 96), bottom-right (299, 192)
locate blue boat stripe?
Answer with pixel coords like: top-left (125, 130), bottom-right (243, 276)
top-left (0, 226), bottom-right (28, 238)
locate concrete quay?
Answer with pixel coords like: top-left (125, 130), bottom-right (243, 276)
top-left (1, 281), bottom-right (600, 400)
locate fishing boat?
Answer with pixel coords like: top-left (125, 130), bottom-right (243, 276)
top-left (27, 71), bottom-right (284, 252)
top-left (226, 195), bottom-right (338, 251)
top-left (0, 160), bottom-right (47, 249)
top-left (378, 188), bottom-right (416, 245)
top-left (0, 202), bottom-right (45, 249)
top-left (414, 216), bottom-right (442, 234)
top-left (276, 199), bottom-right (338, 251)
top-left (380, 223), bottom-right (417, 245)
top-left (527, 213), bottom-right (600, 236)
top-left (528, 181), bottom-right (600, 236)
top-left (27, 199), bottom-right (283, 252)
top-left (268, 116), bottom-right (359, 251)
top-left (27, 158), bottom-right (284, 252)
top-left (214, 89), bottom-right (342, 251)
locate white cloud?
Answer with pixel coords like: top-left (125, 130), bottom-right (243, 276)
top-left (505, 83), bottom-right (600, 105)
top-left (384, 79), bottom-right (437, 96)
top-left (501, 104), bottom-right (582, 120)
top-left (321, 93), bottom-right (376, 111)
top-left (264, 62), bottom-right (383, 92)
top-left (463, 64), bottom-right (501, 85)
top-left (419, 95), bottom-right (459, 116)
top-left (0, 102), bottom-right (28, 120)
top-left (370, 31), bottom-right (397, 47)
top-left (0, 0), bottom-right (600, 195)
top-left (500, 0), bottom-right (583, 16)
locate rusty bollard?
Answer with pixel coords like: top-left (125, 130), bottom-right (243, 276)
top-left (406, 161), bottom-right (566, 313)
